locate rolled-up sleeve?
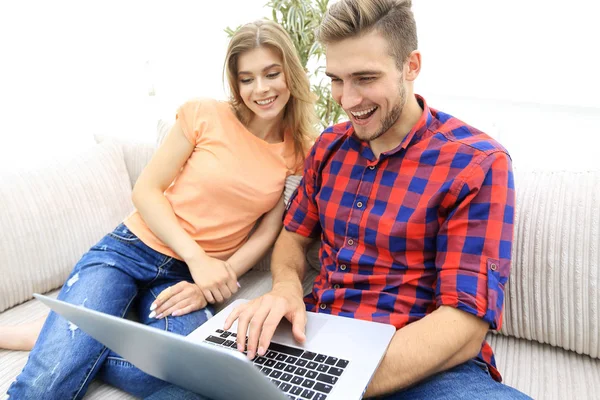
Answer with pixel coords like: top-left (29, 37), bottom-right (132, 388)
top-left (435, 151), bottom-right (515, 330)
top-left (283, 140), bottom-right (322, 239)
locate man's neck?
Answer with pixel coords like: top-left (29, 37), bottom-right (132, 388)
top-left (369, 94), bottom-right (423, 159)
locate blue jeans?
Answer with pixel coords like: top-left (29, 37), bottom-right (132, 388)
top-left (7, 223), bottom-right (215, 400)
top-left (144, 360), bottom-right (531, 400)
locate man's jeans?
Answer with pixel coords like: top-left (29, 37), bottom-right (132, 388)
top-left (7, 223), bottom-right (215, 400)
top-left (144, 359), bottom-right (532, 400)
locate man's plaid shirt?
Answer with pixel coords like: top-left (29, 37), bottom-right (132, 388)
top-left (284, 95), bottom-right (515, 381)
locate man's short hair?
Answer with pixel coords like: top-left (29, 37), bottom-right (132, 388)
top-left (316, 0), bottom-right (418, 68)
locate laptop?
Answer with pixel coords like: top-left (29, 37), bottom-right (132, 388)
top-left (34, 293), bottom-right (396, 400)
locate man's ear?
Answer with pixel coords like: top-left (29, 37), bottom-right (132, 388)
top-left (404, 50), bottom-right (421, 82)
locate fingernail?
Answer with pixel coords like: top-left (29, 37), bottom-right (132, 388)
top-left (258, 347), bottom-right (265, 356)
top-left (237, 344), bottom-right (244, 351)
top-left (157, 313), bottom-right (164, 319)
top-left (172, 310), bottom-right (180, 317)
top-left (149, 311), bottom-right (156, 319)
top-left (150, 303), bottom-right (157, 311)
top-left (237, 281), bottom-right (241, 288)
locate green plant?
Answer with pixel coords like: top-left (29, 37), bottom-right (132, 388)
top-left (226, 0), bottom-right (345, 130)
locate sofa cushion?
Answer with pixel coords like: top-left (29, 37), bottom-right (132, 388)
top-left (0, 142), bottom-right (134, 313)
top-left (488, 332), bottom-right (600, 399)
top-left (501, 170), bottom-right (600, 359)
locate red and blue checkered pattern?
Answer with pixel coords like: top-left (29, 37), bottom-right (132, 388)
top-left (284, 95), bottom-right (515, 382)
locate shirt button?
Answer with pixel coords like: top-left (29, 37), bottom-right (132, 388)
top-left (320, 303), bottom-right (327, 310)
top-left (347, 239), bottom-right (354, 246)
top-left (490, 263), bottom-right (498, 271)
top-left (369, 166), bottom-right (375, 170)
top-left (356, 201), bottom-right (363, 208)
top-left (340, 264), bottom-right (347, 271)
top-left (333, 284), bottom-right (341, 289)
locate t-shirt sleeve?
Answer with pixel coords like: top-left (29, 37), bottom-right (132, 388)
top-left (435, 151), bottom-right (515, 330)
top-left (283, 138), bottom-right (322, 238)
top-left (175, 99), bottom-right (211, 145)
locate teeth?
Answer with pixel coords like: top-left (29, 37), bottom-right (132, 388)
top-left (256, 97), bottom-right (276, 105)
top-left (351, 107), bottom-right (377, 117)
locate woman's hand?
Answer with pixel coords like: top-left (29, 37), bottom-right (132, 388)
top-left (150, 281), bottom-right (208, 319)
top-left (186, 254), bottom-right (240, 304)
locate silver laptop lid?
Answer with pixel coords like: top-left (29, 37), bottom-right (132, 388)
top-left (34, 294), bottom-right (287, 400)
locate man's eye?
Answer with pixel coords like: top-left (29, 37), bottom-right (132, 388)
top-left (359, 77), bottom-right (375, 82)
top-left (330, 78), bottom-right (342, 83)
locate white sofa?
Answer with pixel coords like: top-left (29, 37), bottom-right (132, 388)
top-left (1, 130), bottom-right (599, 399)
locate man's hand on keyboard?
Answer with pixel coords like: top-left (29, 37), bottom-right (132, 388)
top-left (224, 282), bottom-right (307, 360)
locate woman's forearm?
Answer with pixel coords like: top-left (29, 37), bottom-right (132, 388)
top-left (132, 189), bottom-right (206, 263)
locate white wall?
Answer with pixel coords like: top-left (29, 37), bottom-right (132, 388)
top-left (1, 0), bottom-right (598, 170)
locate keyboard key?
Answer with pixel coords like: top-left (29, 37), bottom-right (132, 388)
top-left (291, 376), bottom-right (304, 385)
top-left (280, 382), bottom-right (293, 392)
top-left (230, 332), bottom-right (237, 338)
top-left (307, 362), bottom-right (319, 370)
top-left (223, 340), bottom-right (235, 347)
top-left (301, 351), bottom-right (317, 360)
top-left (281, 373), bottom-right (293, 382)
top-left (268, 342), bottom-right (304, 357)
top-left (336, 359), bottom-right (349, 369)
top-left (314, 382), bottom-right (333, 394)
top-left (328, 367), bottom-right (344, 377)
top-left (270, 370), bottom-right (283, 379)
top-left (284, 365), bottom-right (297, 374)
top-left (216, 329), bottom-right (224, 334)
top-left (295, 367), bottom-right (308, 376)
top-left (262, 367), bottom-right (273, 375)
top-left (286, 356), bottom-right (299, 364)
top-left (265, 359), bottom-right (277, 367)
top-left (301, 389), bottom-right (315, 399)
top-left (276, 353), bottom-right (288, 361)
top-left (290, 385), bottom-right (304, 395)
top-left (314, 393), bottom-right (327, 400)
top-left (315, 354), bottom-right (327, 363)
top-left (287, 396), bottom-right (296, 400)
top-left (275, 362), bottom-right (287, 370)
top-left (271, 379), bottom-right (281, 388)
top-left (295, 359), bottom-right (308, 367)
top-left (219, 331), bottom-right (232, 338)
top-left (205, 336), bottom-right (226, 345)
top-left (324, 356), bottom-right (338, 366)
top-left (301, 379), bottom-right (315, 389)
top-left (316, 364), bottom-right (329, 373)
top-left (254, 357), bottom-right (267, 365)
top-left (266, 351), bottom-right (278, 359)
top-left (306, 371), bottom-right (318, 379)
top-left (229, 342), bottom-right (238, 348)
top-left (316, 373), bottom-right (337, 385)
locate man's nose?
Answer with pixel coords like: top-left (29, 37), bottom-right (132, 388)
top-left (340, 84), bottom-right (362, 110)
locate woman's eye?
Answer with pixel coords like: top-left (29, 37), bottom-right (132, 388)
top-left (267, 72), bottom-right (281, 79)
top-left (240, 78), bottom-right (252, 84)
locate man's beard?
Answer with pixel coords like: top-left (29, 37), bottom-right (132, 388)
top-left (355, 79), bottom-right (407, 142)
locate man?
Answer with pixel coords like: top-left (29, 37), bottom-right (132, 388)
top-left (223, 0), bottom-right (530, 398)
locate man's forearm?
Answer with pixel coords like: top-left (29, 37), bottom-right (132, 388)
top-left (364, 306), bottom-right (489, 398)
top-left (270, 229), bottom-right (310, 295)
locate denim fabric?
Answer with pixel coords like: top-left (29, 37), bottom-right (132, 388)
top-left (7, 223), bottom-right (215, 400)
top-left (144, 360), bottom-right (531, 400)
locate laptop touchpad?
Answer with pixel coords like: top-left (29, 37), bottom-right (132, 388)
top-left (272, 316), bottom-right (328, 344)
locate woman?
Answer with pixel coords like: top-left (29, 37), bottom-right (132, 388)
top-left (5, 19), bottom-right (315, 399)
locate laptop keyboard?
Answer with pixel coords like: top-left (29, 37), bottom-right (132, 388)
top-left (204, 329), bottom-right (349, 400)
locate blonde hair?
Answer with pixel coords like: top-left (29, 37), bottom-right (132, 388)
top-left (316, 0), bottom-right (417, 68)
top-left (224, 20), bottom-right (317, 162)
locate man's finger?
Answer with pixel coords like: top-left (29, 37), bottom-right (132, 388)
top-left (291, 310), bottom-right (307, 343)
top-left (245, 304), bottom-right (271, 359)
top-left (257, 306), bottom-right (286, 356)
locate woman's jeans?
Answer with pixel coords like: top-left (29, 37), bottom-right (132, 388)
top-left (7, 223), bottom-right (215, 400)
